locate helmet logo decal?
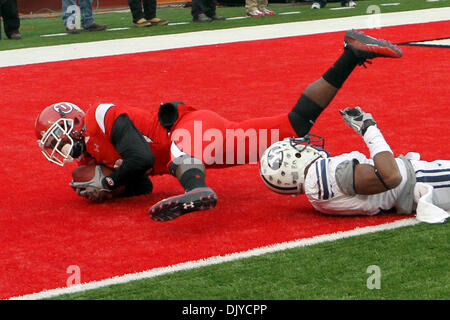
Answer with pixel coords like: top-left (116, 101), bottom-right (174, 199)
top-left (267, 146), bottom-right (283, 170)
top-left (53, 102), bottom-right (74, 116)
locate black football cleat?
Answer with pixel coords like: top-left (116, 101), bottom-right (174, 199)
top-left (149, 187), bottom-right (218, 222)
top-left (344, 29), bottom-right (403, 60)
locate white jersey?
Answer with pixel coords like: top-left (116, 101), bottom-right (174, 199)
top-left (410, 158), bottom-right (450, 210)
top-left (304, 151), bottom-right (450, 215)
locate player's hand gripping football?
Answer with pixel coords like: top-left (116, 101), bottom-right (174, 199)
top-left (70, 165), bottom-right (112, 203)
top-left (340, 106), bottom-right (377, 136)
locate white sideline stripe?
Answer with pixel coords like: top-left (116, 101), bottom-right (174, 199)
top-left (226, 16), bottom-right (249, 20)
top-left (0, 7), bottom-right (449, 68)
top-left (279, 11), bottom-right (301, 15)
top-left (410, 38), bottom-right (450, 46)
top-left (330, 7), bottom-right (355, 10)
top-left (40, 33), bottom-right (69, 38)
top-left (106, 27), bottom-right (131, 31)
top-left (168, 22), bottom-right (190, 25)
top-left (9, 218), bottom-right (420, 300)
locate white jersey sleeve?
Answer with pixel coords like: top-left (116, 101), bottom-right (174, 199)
top-left (304, 151), bottom-right (408, 216)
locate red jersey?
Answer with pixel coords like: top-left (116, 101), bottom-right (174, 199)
top-left (82, 103), bottom-right (174, 174)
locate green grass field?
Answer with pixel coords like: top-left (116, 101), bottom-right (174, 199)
top-left (52, 222), bottom-right (449, 300)
top-left (5, 0), bottom-right (449, 301)
top-left (2, 0), bottom-right (449, 51)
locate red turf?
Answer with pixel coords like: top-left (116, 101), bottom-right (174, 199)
top-left (0, 21), bottom-right (449, 298)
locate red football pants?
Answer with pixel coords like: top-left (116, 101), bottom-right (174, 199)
top-left (170, 110), bottom-right (297, 167)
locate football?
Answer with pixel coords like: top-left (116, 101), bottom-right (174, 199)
top-left (72, 163), bottom-right (114, 182)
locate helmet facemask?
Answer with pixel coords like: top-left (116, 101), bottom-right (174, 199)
top-left (289, 134), bottom-right (327, 154)
top-left (38, 118), bottom-right (78, 166)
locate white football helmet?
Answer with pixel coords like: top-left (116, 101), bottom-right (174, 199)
top-left (259, 135), bottom-right (329, 194)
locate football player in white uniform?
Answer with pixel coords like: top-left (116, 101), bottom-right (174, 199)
top-left (259, 107), bottom-right (450, 222)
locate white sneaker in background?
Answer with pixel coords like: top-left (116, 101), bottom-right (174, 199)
top-left (247, 9), bottom-right (264, 17)
top-left (343, 1), bottom-right (357, 7)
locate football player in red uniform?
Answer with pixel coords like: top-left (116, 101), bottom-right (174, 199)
top-left (35, 30), bottom-right (402, 221)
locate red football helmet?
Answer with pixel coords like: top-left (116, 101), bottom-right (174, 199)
top-left (35, 102), bottom-right (86, 166)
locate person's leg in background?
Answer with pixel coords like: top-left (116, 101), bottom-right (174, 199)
top-left (256, 0), bottom-right (274, 16)
top-left (79, 0), bottom-right (106, 31)
top-left (204, 0), bottom-right (225, 21)
top-left (245, 0), bottom-right (262, 17)
top-left (128, 0), bottom-right (143, 21)
top-left (0, 1), bottom-right (3, 40)
top-left (62, 0), bottom-right (79, 32)
top-left (128, 0), bottom-right (151, 27)
top-left (79, 0), bottom-right (93, 28)
top-left (143, 0), bottom-right (168, 26)
top-left (191, 0), bottom-right (212, 22)
top-left (2, 0), bottom-right (21, 39)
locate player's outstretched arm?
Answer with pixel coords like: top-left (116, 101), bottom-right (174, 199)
top-left (340, 107), bottom-right (402, 195)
